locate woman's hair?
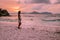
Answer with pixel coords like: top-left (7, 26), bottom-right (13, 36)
top-left (18, 11), bottom-right (21, 14)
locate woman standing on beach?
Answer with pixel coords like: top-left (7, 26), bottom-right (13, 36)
top-left (18, 11), bottom-right (21, 29)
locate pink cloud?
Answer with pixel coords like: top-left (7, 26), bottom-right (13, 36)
top-left (0, 0), bottom-right (60, 13)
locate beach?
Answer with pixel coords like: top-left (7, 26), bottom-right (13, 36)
top-left (0, 14), bottom-right (60, 40)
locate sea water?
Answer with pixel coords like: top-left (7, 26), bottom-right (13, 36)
top-left (0, 13), bottom-right (60, 28)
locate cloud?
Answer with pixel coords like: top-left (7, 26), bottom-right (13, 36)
top-left (0, 0), bottom-right (60, 13)
top-left (31, 0), bottom-right (50, 4)
top-left (55, 0), bottom-right (60, 4)
top-left (19, 0), bottom-right (59, 4)
top-left (55, 2), bottom-right (60, 4)
top-left (16, 0), bottom-right (51, 4)
top-left (17, 0), bottom-right (33, 4)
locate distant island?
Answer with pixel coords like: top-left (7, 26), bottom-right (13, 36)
top-left (30, 11), bottom-right (40, 14)
top-left (22, 11), bottom-right (52, 14)
top-left (30, 11), bottom-right (52, 14)
top-left (0, 8), bottom-right (10, 17)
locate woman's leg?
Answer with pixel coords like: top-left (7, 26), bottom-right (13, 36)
top-left (18, 22), bottom-right (21, 29)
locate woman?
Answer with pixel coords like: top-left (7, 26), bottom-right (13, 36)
top-left (18, 11), bottom-right (21, 29)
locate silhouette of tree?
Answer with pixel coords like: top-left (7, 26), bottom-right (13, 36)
top-left (0, 8), bottom-right (10, 17)
top-left (0, 8), bottom-right (2, 12)
top-left (0, 8), bottom-right (2, 16)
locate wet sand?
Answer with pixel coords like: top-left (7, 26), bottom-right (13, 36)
top-left (0, 22), bottom-right (60, 40)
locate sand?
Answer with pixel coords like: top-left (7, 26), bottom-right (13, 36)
top-left (0, 14), bottom-right (60, 40)
top-left (0, 22), bottom-right (60, 40)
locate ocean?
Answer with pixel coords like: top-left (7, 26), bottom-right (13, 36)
top-left (0, 13), bottom-right (60, 28)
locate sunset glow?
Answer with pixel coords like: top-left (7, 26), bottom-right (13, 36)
top-left (0, 0), bottom-right (60, 13)
top-left (13, 7), bottom-right (20, 12)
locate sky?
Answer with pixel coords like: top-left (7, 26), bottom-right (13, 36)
top-left (0, 0), bottom-right (60, 13)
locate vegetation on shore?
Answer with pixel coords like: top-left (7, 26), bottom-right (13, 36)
top-left (0, 8), bottom-right (10, 17)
